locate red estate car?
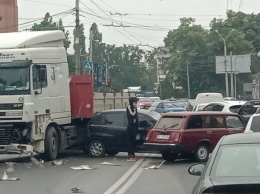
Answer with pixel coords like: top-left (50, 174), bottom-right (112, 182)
top-left (144, 111), bottom-right (244, 162)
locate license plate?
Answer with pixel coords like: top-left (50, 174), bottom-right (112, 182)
top-left (157, 135), bottom-right (170, 140)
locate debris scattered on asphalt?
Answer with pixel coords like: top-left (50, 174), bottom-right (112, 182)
top-left (30, 156), bottom-right (44, 168)
top-left (99, 161), bottom-right (122, 166)
top-left (5, 162), bottom-right (18, 166)
top-left (5, 162), bottom-right (16, 173)
top-left (142, 160), bottom-right (166, 169)
top-left (70, 165), bottom-right (96, 170)
top-left (52, 160), bottom-right (65, 166)
top-left (71, 187), bottom-right (84, 193)
top-left (0, 170), bottom-right (20, 181)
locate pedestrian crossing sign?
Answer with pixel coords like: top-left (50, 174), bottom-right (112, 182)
top-left (84, 61), bottom-right (93, 71)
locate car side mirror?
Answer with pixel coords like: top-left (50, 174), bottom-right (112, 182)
top-left (188, 164), bottom-right (205, 176)
top-left (256, 107), bottom-right (260, 114)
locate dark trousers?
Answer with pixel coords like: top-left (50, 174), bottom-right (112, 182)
top-left (127, 131), bottom-right (136, 158)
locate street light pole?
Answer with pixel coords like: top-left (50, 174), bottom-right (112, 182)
top-left (187, 62), bottom-right (191, 99)
top-left (75, 0), bottom-right (80, 75)
top-left (89, 30), bottom-right (94, 88)
top-left (106, 65), bottom-right (119, 91)
top-left (223, 39), bottom-right (229, 97)
top-left (216, 29), bottom-right (234, 97)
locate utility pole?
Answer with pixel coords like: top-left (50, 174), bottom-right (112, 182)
top-left (89, 29), bottom-right (94, 88)
top-left (75, 0), bottom-right (80, 75)
top-left (187, 62), bottom-right (191, 99)
top-left (230, 51), bottom-right (234, 97)
top-left (156, 56), bottom-right (160, 97)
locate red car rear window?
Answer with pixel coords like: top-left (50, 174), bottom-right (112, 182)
top-left (155, 116), bottom-right (184, 130)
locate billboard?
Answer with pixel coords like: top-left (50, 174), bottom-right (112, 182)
top-left (216, 54), bottom-right (251, 74)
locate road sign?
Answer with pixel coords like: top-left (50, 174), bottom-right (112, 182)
top-left (84, 61), bottom-right (93, 71)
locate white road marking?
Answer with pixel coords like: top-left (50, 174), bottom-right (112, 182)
top-left (115, 159), bottom-right (151, 194)
top-left (103, 158), bottom-right (144, 194)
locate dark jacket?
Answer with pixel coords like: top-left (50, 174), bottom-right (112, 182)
top-left (126, 105), bottom-right (139, 133)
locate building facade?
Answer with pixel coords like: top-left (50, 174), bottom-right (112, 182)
top-left (0, 0), bottom-right (18, 33)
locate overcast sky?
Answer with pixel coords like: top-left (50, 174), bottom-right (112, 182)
top-left (18, 0), bottom-right (260, 54)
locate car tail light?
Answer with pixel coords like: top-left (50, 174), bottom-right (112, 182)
top-left (173, 132), bottom-right (181, 142)
top-left (146, 130), bottom-right (153, 141)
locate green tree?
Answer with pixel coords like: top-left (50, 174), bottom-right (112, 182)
top-left (31, 13), bottom-right (71, 50)
top-left (164, 16), bottom-right (253, 98)
top-left (73, 23), bottom-right (86, 56)
top-left (103, 44), bottom-right (148, 92)
top-left (90, 23), bottom-right (106, 65)
top-left (73, 23), bottom-right (87, 74)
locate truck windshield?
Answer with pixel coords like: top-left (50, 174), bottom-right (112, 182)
top-left (0, 60), bottom-right (31, 95)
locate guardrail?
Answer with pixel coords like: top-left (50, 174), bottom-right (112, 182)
top-left (94, 92), bottom-right (136, 112)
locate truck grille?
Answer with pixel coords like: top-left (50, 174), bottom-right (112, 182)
top-left (0, 128), bottom-right (12, 145)
top-left (0, 103), bottom-right (23, 110)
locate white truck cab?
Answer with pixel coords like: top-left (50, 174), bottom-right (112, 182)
top-left (0, 31), bottom-right (75, 159)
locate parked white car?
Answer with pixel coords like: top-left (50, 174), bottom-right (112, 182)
top-left (193, 93), bottom-right (224, 110)
top-left (244, 113), bottom-right (260, 133)
top-left (202, 101), bottom-right (246, 113)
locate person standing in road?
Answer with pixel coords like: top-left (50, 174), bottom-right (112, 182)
top-left (126, 97), bottom-right (139, 161)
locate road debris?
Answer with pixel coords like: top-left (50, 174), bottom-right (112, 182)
top-left (0, 170), bottom-right (20, 181)
top-left (52, 160), bottom-right (65, 166)
top-left (142, 160), bottom-right (166, 169)
top-left (70, 165), bottom-right (96, 170)
top-left (99, 161), bottom-right (122, 166)
top-left (71, 187), bottom-right (84, 193)
top-left (5, 162), bottom-right (17, 173)
top-left (30, 156), bottom-right (44, 168)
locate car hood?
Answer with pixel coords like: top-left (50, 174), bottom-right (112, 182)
top-left (202, 177), bottom-right (260, 193)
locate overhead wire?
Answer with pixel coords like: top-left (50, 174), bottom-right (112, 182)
top-left (16, 8), bottom-right (75, 31)
top-left (21, 0), bottom-right (73, 8)
top-left (88, 0), bottom-right (142, 44)
top-left (79, 1), bottom-right (139, 44)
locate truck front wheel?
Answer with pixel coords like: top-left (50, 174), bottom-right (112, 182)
top-left (44, 126), bottom-right (58, 160)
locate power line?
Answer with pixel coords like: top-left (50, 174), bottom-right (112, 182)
top-left (98, 0), bottom-right (117, 12)
top-left (14, 9), bottom-right (75, 31)
top-left (21, 0), bottom-right (73, 8)
top-left (79, 11), bottom-right (172, 31)
top-left (80, 1), bottom-right (139, 44)
top-left (88, 0), bottom-right (142, 44)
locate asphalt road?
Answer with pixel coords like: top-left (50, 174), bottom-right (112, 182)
top-left (0, 152), bottom-right (199, 194)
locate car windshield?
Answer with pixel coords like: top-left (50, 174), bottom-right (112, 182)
top-left (165, 102), bottom-right (182, 108)
top-left (155, 116), bottom-right (184, 130)
top-left (0, 61), bottom-right (31, 95)
top-left (211, 144), bottom-right (260, 177)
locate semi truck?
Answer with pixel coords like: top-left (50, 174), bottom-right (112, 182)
top-left (0, 30), bottom-right (112, 160)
